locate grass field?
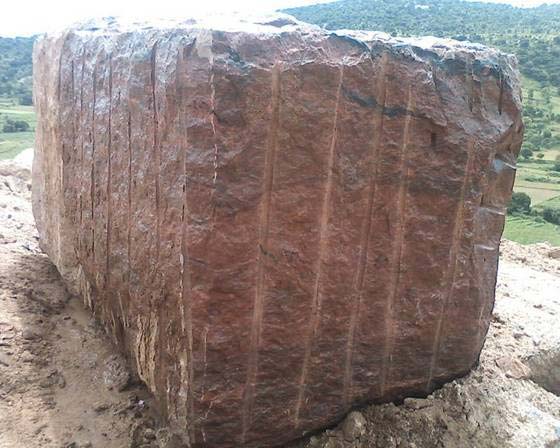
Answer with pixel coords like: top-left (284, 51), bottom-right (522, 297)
top-left (503, 75), bottom-right (560, 246)
top-left (0, 98), bottom-right (35, 160)
top-left (534, 195), bottom-right (560, 211)
top-left (503, 215), bottom-right (560, 246)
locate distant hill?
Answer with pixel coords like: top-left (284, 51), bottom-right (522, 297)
top-left (0, 36), bottom-right (35, 104)
top-left (284, 0), bottom-right (560, 87)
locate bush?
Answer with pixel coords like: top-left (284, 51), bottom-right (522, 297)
top-left (551, 155), bottom-right (560, 172)
top-left (524, 175), bottom-right (550, 182)
top-left (2, 118), bottom-right (30, 133)
top-left (542, 207), bottom-right (560, 225)
top-left (17, 93), bottom-right (33, 106)
top-left (520, 148), bottom-right (533, 160)
top-left (507, 192), bottom-right (531, 214)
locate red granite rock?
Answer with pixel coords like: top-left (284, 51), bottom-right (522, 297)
top-left (32, 15), bottom-right (523, 447)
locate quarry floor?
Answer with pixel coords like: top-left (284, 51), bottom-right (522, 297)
top-left (0, 151), bottom-right (559, 448)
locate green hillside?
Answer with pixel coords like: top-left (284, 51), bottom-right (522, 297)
top-left (285, 0), bottom-right (560, 246)
top-left (0, 36), bottom-right (34, 103)
top-left (0, 36), bottom-right (36, 159)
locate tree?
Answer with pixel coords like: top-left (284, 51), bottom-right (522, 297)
top-left (18, 93), bottom-right (33, 106)
top-left (543, 88), bottom-right (551, 104)
top-left (543, 207), bottom-right (560, 225)
top-left (2, 118), bottom-right (30, 133)
top-left (507, 192), bottom-right (531, 214)
top-left (520, 148), bottom-right (533, 160)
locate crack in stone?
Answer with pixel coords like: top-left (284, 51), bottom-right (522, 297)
top-left (242, 63), bottom-right (282, 443)
top-left (294, 64), bottom-right (344, 428)
top-left (379, 85), bottom-right (414, 397)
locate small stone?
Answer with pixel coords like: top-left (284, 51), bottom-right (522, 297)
top-left (307, 436), bottom-right (322, 447)
top-left (548, 249), bottom-right (560, 259)
top-left (22, 329), bottom-right (41, 340)
top-left (0, 352), bottom-right (10, 366)
top-left (492, 314), bottom-right (507, 325)
top-left (341, 411), bottom-right (366, 441)
top-left (495, 356), bottom-right (530, 379)
top-left (143, 428), bottom-right (156, 440)
top-left (403, 397), bottom-right (433, 410)
top-left (513, 332), bottom-right (526, 340)
top-left (383, 403), bottom-right (399, 419)
top-left (103, 355), bottom-right (131, 391)
top-left (93, 402), bottom-right (110, 413)
top-left (39, 377), bottom-right (53, 388)
top-left (322, 440), bottom-right (340, 448)
top-left (33, 424), bottom-right (48, 435)
top-left (21, 350), bottom-right (34, 362)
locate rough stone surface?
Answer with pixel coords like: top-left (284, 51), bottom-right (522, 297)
top-left (32, 14), bottom-right (523, 448)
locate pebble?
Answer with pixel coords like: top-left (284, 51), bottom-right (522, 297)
top-left (143, 428), bottom-right (156, 440)
top-left (21, 350), bottom-right (34, 362)
top-left (403, 397), bottom-right (433, 410)
top-left (93, 402), bottom-right (110, 413)
top-left (155, 429), bottom-right (184, 448)
top-left (22, 328), bottom-right (41, 340)
top-left (341, 411), bottom-right (366, 441)
top-left (495, 355), bottom-right (530, 380)
top-left (548, 248), bottom-right (560, 259)
top-left (0, 352), bottom-right (11, 366)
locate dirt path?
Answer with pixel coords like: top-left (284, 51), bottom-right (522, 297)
top-left (0, 153), bottom-right (175, 448)
top-left (1, 151), bottom-right (559, 448)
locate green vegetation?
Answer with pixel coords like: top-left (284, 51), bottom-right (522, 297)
top-left (0, 36), bottom-right (34, 105)
top-left (503, 214), bottom-right (560, 246)
top-left (508, 192), bottom-right (531, 214)
top-left (535, 195), bottom-right (560, 211)
top-left (0, 36), bottom-right (35, 159)
top-left (286, 0), bottom-right (560, 246)
top-left (0, 98), bottom-right (35, 160)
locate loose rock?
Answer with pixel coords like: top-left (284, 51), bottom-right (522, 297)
top-left (341, 411), bottom-right (367, 441)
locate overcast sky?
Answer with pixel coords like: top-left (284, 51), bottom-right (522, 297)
top-left (2, 0), bottom-right (560, 37)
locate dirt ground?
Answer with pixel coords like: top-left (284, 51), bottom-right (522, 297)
top-left (1, 151), bottom-right (559, 448)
